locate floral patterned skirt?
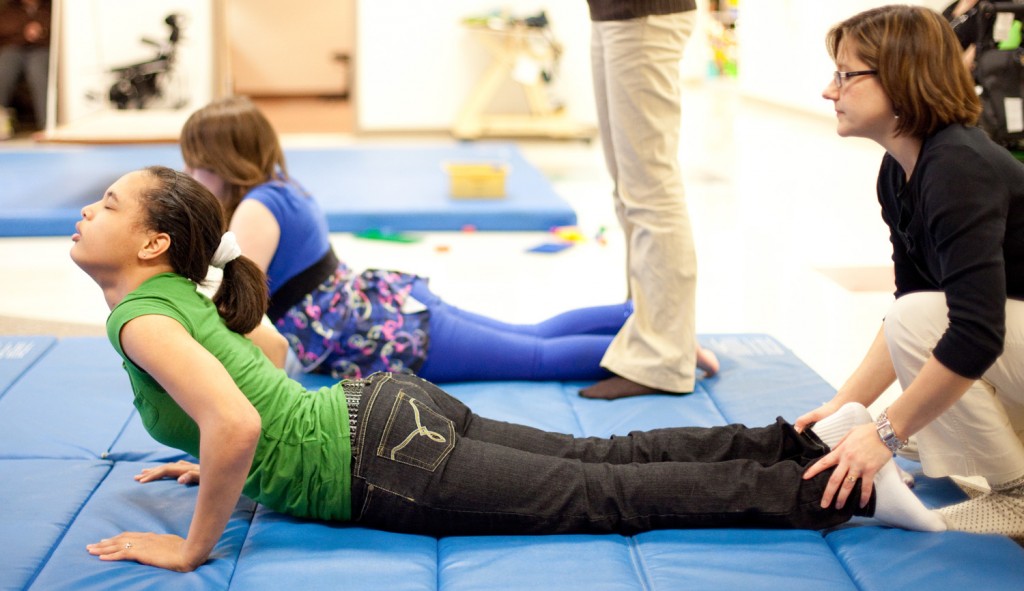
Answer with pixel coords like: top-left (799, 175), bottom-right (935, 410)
top-left (275, 266), bottom-right (430, 380)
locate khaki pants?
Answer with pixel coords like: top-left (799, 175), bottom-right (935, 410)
top-left (590, 12), bottom-right (698, 392)
top-left (885, 292), bottom-right (1024, 486)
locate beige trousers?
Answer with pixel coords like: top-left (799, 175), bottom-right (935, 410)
top-left (885, 291), bottom-right (1024, 486)
top-left (590, 12), bottom-right (698, 392)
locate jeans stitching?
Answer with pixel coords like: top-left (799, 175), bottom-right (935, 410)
top-left (388, 397), bottom-right (448, 459)
top-left (365, 482), bottom-right (414, 504)
top-left (377, 390), bottom-right (455, 471)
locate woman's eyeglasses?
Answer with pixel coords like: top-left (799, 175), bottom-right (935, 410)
top-left (833, 70), bottom-right (877, 88)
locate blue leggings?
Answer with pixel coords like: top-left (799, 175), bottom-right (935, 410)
top-left (411, 281), bottom-right (630, 383)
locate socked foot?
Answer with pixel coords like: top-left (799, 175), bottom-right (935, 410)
top-left (579, 375), bottom-right (665, 399)
top-left (872, 461), bottom-right (946, 532)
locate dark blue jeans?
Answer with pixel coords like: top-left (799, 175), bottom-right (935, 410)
top-left (349, 373), bottom-right (871, 536)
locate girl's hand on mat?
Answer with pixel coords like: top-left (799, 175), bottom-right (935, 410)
top-left (793, 400), bottom-right (841, 433)
top-left (87, 532), bottom-right (201, 572)
top-left (135, 460), bottom-right (201, 485)
top-left (803, 423), bottom-right (891, 510)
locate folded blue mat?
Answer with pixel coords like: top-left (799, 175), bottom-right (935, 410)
top-left (1, 335), bottom-right (1021, 591)
top-left (0, 143), bottom-right (576, 237)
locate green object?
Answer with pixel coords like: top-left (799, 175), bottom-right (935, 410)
top-left (355, 228), bottom-right (421, 243)
top-left (999, 20), bottom-right (1022, 51)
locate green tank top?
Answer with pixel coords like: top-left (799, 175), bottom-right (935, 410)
top-left (107, 273), bottom-right (351, 521)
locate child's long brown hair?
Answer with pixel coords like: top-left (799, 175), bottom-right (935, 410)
top-left (179, 96), bottom-right (288, 218)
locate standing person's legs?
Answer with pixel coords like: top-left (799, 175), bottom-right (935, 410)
top-left (0, 46), bottom-right (25, 109)
top-left (585, 13), bottom-right (699, 398)
top-left (349, 373), bottom-right (866, 536)
top-left (23, 46), bottom-right (48, 128)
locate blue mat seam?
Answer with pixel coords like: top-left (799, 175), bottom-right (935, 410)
top-left (434, 537), bottom-right (441, 591)
top-left (102, 409), bottom-right (143, 462)
top-left (223, 501), bottom-right (259, 591)
top-left (696, 380), bottom-right (731, 426)
top-left (561, 383), bottom-right (589, 437)
top-left (627, 536), bottom-right (655, 591)
top-left (22, 459), bottom-right (115, 591)
top-left (0, 337), bottom-right (58, 402)
top-left (824, 530), bottom-right (865, 591)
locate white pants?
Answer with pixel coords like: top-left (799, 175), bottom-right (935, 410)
top-left (591, 12), bottom-right (698, 392)
top-left (885, 292), bottom-right (1024, 486)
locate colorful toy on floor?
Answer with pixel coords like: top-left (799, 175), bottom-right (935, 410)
top-left (551, 225), bottom-right (586, 243)
top-left (354, 228), bottom-right (421, 243)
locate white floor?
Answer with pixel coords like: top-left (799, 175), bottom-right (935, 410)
top-left (0, 79), bottom-right (903, 410)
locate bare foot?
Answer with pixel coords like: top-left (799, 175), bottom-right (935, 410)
top-left (696, 345), bottom-right (719, 378)
top-left (579, 375), bottom-right (664, 399)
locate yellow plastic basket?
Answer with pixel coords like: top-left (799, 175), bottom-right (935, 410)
top-left (444, 162), bottom-right (509, 199)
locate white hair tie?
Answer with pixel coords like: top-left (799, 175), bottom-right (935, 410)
top-left (211, 231), bottom-right (242, 269)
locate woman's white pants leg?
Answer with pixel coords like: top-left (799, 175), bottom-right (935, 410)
top-left (884, 292), bottom-right (1024, 486)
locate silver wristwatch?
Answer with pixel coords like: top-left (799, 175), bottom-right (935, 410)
top-left (875, 409), bottom-right (908, 454)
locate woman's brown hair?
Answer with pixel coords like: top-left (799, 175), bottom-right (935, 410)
top-left (827, 4), bottom-right (981, 137)
top-left (179, 96), bottom-right (288, 218)
top-left (139, 166), bottom-right (269, 334)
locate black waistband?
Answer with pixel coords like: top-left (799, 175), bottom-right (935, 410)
top-left (267, 247), bottom-right (340, 323)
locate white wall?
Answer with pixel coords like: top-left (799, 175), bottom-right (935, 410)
top-left (736, 0), bottom-right (954, 117)
top-left (354, 1), bottom-right (712, 133)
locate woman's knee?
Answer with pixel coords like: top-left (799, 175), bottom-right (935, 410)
top-left (884, 292), bottom-right (949, 354)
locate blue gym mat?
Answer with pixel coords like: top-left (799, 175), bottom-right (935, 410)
top-left (0, 143), bottom-right (576, 237)
top-left (1, 334), bottom-right (1022, 591)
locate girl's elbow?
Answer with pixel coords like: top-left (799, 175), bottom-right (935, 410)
top-left (234, 407), bottom-right (262, 449)
top-left (269, 332), bottom-right (290, 369)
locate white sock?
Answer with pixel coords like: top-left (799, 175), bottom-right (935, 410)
top-left (810, 402), bottom-right (872, 448)
top-left (872, 460), bottom-right (947, 532)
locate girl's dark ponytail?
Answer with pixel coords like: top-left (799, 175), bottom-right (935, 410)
top-left (139, 166), bottom-right (269, 334)
top-left (214, 255), bottom-right (268, 334)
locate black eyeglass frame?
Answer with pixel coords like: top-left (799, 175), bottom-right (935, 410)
top-left (833, 70), bottom-right (877, 88)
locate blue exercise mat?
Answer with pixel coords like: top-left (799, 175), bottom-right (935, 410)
top-left (0, 143), bottom-right (576, 237)
top-left (2, 334), bottom-right (1022, 591)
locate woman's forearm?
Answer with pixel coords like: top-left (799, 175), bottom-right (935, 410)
top-left (246, 323), bottom-right (289, 369)
top-left (885, 356), bottom-right (974, 442)
top-left (834, 325), bottom-right (897, 406)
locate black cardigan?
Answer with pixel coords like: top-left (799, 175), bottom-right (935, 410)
top-left (587, 0), bottom-right (696, 21)
top-left (878, 124), bottom-right (1024, 378)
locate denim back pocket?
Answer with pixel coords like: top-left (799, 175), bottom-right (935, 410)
top-left (377, 390), bottom-right (455, 472)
